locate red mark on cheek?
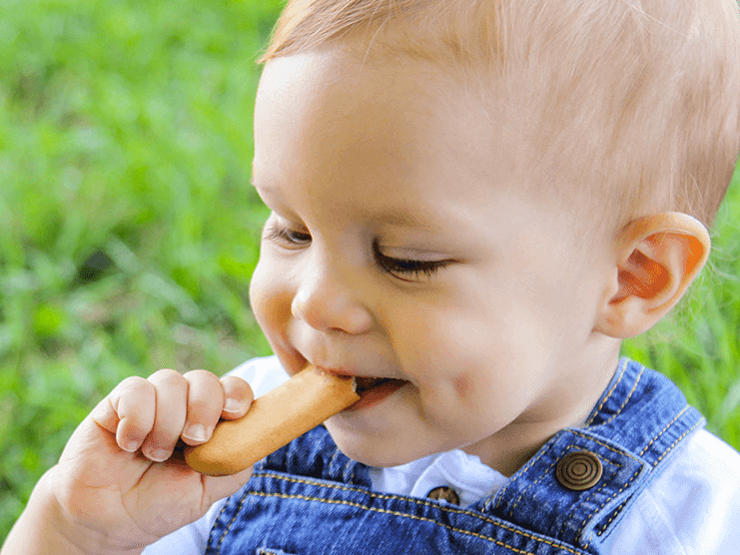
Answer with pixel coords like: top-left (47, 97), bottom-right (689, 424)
top-left (454, 376), bottom-right (471, 398)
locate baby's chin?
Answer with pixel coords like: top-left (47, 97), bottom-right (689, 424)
top-left (339, 446), bottom-right (424, 468)
top-left (325, 423), bottom-right (446, 468)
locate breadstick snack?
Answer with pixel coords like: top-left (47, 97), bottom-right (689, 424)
top-left (184, 365), bottom-right (360, 476)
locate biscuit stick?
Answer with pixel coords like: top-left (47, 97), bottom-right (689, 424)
top-left (184, 365), bottom-right (360, 476)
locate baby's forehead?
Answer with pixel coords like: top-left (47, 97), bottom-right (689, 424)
top-left (255, 51), bottom-right (593, 244)
top-left (257, 51), bottom-right (524, 174)
top-left (261, 0), bottom-right (740, 236)
top-left (256, 50), bottom-right (606, 245)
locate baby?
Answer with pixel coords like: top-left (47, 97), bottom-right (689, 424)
top-left (4, 0), bottom-right (740, 553)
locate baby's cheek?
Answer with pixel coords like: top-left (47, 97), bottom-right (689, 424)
top-left (249, 258), bottom-right (291, 334)
top-left (452, 373), bottom-right (500, 416)
top-left (249, 277), bottom-right (271, 331)
top-left (454, 375), bottom-right (473, 399)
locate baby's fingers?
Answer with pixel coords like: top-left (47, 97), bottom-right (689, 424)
top-left (91, 376), bottom-right (156, 453)
top-left (140, 369), bottom-right (188, 461)
top-left (178, 373), bottom-right (253, 446)
top-left (182, 370), bottom-right (254, 445)
top-left (180, 370), bottom-right (228, 445)
top-left (220, 375), bottom-right (253, 420)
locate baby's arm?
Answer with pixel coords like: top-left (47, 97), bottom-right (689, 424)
top-left (0, 369), bottom-right (255, 555)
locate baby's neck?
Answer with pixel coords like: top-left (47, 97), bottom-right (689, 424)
top-left (463, 341), bottom-right (622, 476)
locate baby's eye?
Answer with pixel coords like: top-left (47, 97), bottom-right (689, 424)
top-left (373, 242), bottom-right (452, 282)
top-left (263, 222), bottom-right (312, 248)
top-left (377, 256), bottom-right (452, 281)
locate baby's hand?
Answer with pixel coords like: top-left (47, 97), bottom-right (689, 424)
top-left (38, 370), bottom-right (253, 553)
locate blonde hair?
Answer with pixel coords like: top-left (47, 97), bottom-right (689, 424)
top-left (259, 0), bottom-right (740, 235)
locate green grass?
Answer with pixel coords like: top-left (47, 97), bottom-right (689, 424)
top-left (0, 0), bottom-right (739, 541)
top-left (0, 0), bottom-right (281, 536)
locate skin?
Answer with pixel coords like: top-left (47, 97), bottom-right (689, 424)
top-left (0, 46), bottom-right (710, 555)
top-left (1, 371), bottom-right (256, 554)
top-left (248, 48), bottom-right (626, 472)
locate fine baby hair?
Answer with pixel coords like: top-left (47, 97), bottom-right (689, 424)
top-left (263, 0), bottom-right (740, 237)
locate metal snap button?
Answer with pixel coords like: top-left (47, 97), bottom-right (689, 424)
top-left (427, 486), bottom-right (461, 505)
top-left (555, 451), bottom-right (603, 491)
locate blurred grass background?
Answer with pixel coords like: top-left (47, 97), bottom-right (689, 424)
top-left (0, 0), bottom-right (739, 541)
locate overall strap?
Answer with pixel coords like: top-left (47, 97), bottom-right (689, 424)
top-left (246, 358), bottom-right (704, 554)
top-left (485, 357), bottom-right (705, 552)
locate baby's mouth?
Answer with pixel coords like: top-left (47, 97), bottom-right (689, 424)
top-left (354, 377), bottom-right (393, 393)
top-left (352, 376), bottom-right (410, 398)
top-left (343, 376), bottom-right (410, 412)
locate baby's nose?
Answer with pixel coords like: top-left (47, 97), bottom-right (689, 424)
top-left (290, 269), bottom-right (373, 335)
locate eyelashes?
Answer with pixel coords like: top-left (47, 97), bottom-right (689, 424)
top-left (263, 222), bottom-right (451, 281)
top-left (263, 225), bottom-right (311, 247)
top-left (376, 257), bottom-right (451, 280)
top-left (371, 240), bottom-right (452, 281)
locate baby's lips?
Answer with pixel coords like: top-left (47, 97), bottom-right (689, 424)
top-left (343, 378), bottom-right (410, 412)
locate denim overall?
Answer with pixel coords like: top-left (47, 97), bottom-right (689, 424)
top-left (206, 358), bottom-right (705, 555)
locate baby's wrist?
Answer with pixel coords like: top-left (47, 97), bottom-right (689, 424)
top-left (2, 468), bottom-right (144, 555)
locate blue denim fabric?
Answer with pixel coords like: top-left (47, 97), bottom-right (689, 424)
top-left (206, 358), bottom-right (704, 555)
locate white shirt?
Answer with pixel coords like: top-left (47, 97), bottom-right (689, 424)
top-left (144, 356), bottom-right (740, 555)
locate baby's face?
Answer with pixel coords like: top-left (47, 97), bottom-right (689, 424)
top-left (249, 48), bottom-right (618, 472)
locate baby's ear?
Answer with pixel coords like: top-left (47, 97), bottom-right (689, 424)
top-left (594, 213), bottom-right (710, 338)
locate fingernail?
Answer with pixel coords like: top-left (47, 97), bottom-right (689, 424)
top-left (183, 424), bottom-right (208, 443)
top-left (224, 398), bottom-right (242, 414)
top-left (147, 449), bottom-right (170, 462)
top-left (123, 441), bottom-right (139, 453)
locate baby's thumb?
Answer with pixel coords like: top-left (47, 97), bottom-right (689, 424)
top-left (204, 466), bottom-right (254, 505)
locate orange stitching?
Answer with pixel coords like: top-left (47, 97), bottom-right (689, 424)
top-left (552, 450), bottom-right (620, 540)
top-left (509, 444), bottom-right (617, 518)
top-left (508, 458), bottom-right (559, 517)
top-left (597, 500), bottom-right (628, 536)
top-left (586, 358), bottom-right (628, 426)
top-left (250, 471), bottom-right (586, 553)
top-left (213, 489), bottom-right (252, 555)
top-left (568, 461), bottom-right (617, 544)
top-left (599, 368), bottom-right (643, 427)
top-left (581, 466), bottom-right (641, 550)
top-left (244, 490), bottom-right (588, 555)
top-left (498, 430), bottom-right (635, 515)
top-left (255, 471), bottom-right (414, 501)
top-left (592, 413), bottom-right (702, 539)
top-left (639, 406), bottom-right (689, 457)
top-left (567, 430), bottom-right (641, 462)
top-left (499, 363), bottom-right (632, 514)
top-left (490, 443), bottom-right (550, 512)
top-left (652, 418), bottom-right (703, 467)
top-left (245, 415), bottom-right (696, 555)
top-left (501, 448), bottom-right (553, 516)
top-left (207, 498), bottom-right (231, 553)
